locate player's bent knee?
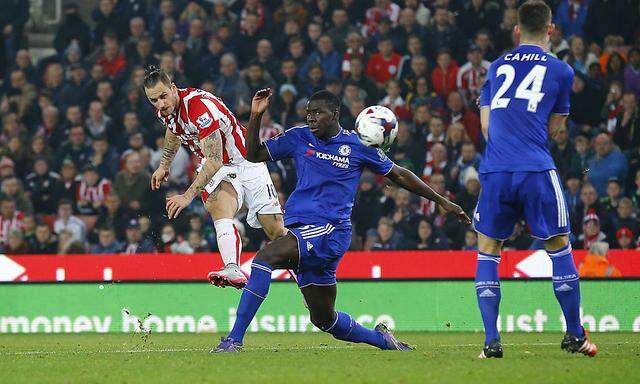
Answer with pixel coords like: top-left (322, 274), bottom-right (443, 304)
top-left (310, 312), bottom-right (336, 331)
top-left (478, 233), bottom-right (503, 255)
top-left (545, 234), bottom-right (570, 251)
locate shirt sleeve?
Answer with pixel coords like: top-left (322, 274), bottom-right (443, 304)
top-left (553, 64), bottom-right (574, 115)
top-left (187, 97), bottom-right (222, 140)
top-left (263, 127), bottom-right (301, 161)
top-left (479, 72), bottom-right (492, 107)
top-left (361, 146), bottom-right (394, 175)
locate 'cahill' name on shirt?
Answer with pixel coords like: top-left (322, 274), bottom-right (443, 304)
top-left (503, 53), bottom-right (548, 62)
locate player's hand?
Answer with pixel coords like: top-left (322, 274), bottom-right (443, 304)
top-left (440, 200), bottom-right (472, 225)
top-left (166, 193), bottom-right (192, 219)
top-left (151, 166), bottom-right (170, 190)
top-left (251, 88), bottom-right (272, 114)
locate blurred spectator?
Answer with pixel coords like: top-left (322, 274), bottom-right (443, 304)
top-left (548, 25), bottom-right (569, 60)
top-left (602, 81), bottom-right (624, 135)
top-left (564, 36), bottom-right (598, 76)
top-left (565, 172), bottom-right (582, 218)
top-left (122, 218), bottom-right (155, 254)
top-left (608, 198), bottom-right (638, 240)
top-left (57, 228), bottom-right (85, 254)
top-left (584, 1), bottom-right (637, 46)
top-left (390, 8), bottom-right (425, 55)
top-left (341, 32), bottom-right (366, 76)
top-left (159, 223), bottom-right (178, 253)
top-left (624, 48), bottom-right (640, 98)
top-left (352, 172), bottom-right (383, 244)
top-left (412, 218), bottom-right (449, 250)
top-left (365, 217), bottom-right (404, 251)
top-left (600, 177), bottom-right (623, 212)
top-left (366, 37), bottom-right (402, 88)
top-left (456, 45), bottom-right (490, 102)
top-left (363, 0), bottom-right (401, 38)
top-left (29, 222), bottom-right (58, 254)
top-left (462, 228), bottom-right (478, 251)
top-left (457, 0), bottom-right (500, 40)
top-left (76, 165), bottom-right (110, 215)
top-left (114, 152), bottom-right (151, 213)
top-left (53, 198), bottom-right (85, 243)
top-left (503, 221), bottom-right (532, 250)
top-left (345, 57), bottom-right (379, 104)
top-left (576, 211), bottom-right (607, 250)
top-left (93, 0), bottom-right (125, 43)
top-left (301, 35), bottom-right (341, 80)
top-left (455, 166), bottom-right (481, 216)
top-left (587, 133), bottom-right (628, 196)
top-left (4, 229), bottom-right (28, 254)
top-left (613, 91), bottom-right (640, 152)
top-left (379, 80), bottom-right (410, 120)
top-left (1, 176), bottom-right (32, 214)
top-left (431, 49), bottom-right (458, 99)
top-left (0, 197), bottom-right (23, 246)
top-left (553, 0), bottom-right (588, 39)
top-left (94, 193), bottom-right (130, 242)
top-left (425, 7), bottom-right (465, 61)
top-left (550, 126), bottom-right (577, 181)
top-left (214, 53), bottom-right (250, 113)
top-left (55, 159), bottom-right (79, 209)
top-left (21, 214), bottom-right (35, 243)
top-left (388, 121), bottom-right (424, 175)
top-left (173, 230), bottom-right (208, 254)
top-left (446, 91), bottom-right (480, 146)
top-left (614, 228), bottom-right (635, 250)
top-left (578, 241), bottom-right (621, 277)
top-left (56, 125), bottom-right (90, 170)
top-left (96, 40), bottom-right (127, 78)
top-left (90, 226), bottom-right (120, 254)
top-left (495, 8), bottom-right (518, 54)
top-left (570, 74), bottom-right (605, 126)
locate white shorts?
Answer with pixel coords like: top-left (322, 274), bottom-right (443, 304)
top-left (201, 160), bottom-right (282, 228)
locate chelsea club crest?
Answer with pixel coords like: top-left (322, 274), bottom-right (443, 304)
top-left (338, 145), bottom-right (351, 156)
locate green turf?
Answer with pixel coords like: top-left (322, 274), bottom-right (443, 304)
top-left (0, 332), bottom-right (638, 383)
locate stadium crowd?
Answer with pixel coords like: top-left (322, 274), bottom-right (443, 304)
top-left (0, 0), bottom-right (639, 255)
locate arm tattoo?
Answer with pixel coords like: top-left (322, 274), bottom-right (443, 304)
top-left (160, 130), bottom-right (181, 169)
top-left (185, 130), bottom-right (223, 200)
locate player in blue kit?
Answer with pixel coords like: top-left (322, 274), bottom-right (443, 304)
top-left (213, 88), bottom-right (470, 352)
top-left (474, 0), bottom-right (597, 358)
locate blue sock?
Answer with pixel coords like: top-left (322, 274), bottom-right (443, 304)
top-left (475, 252), bottom-right (501, 345)
top-left (228, 259), bottom-right (272, 343)
top-left (323, 312), bottom-right (386, 349)
top-left (548, 244), bottom-right (583, 337)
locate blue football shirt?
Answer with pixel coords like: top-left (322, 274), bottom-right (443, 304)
top-left (264, 126), bottom-right (394, 228)
top-left (479, 44), bottom-right (574, 173)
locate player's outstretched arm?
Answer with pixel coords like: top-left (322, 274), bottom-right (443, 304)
top-left (151, 129), bottom-right (181, 190)
top-left (166, 131), bottom-right (224, 219)
top-left (385, 164), bottom-right (472, 224)
top-left (245, 88), bottom-right (273, 163)
top-left (480, 106), bottom-right (490, 140)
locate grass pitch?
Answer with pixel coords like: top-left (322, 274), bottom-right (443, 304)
top-left (1, 332), bottom-right (638, 383)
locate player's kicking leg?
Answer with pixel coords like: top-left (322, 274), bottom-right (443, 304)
top-left (544, 235), bottom-right (597, 357)
top-left (213, 232), bottom-right (299, 352)
top-left (204, 181), bottom-right (248, 289)
top-left (301, 284), bottom-right (413, 351)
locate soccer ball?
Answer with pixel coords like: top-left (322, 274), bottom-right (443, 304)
top-left (355, 105), bottom-right (398, 150)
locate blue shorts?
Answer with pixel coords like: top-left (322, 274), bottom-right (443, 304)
top-left (288, 223), bottom-right (352, 288)
top-left (473, 170), bottom-right (570, 241)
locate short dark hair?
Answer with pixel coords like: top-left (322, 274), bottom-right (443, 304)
top-left (309, 90), bottom-right (340, 112)
top-left (518, 0), bottom-right (552, 36)
top-left (143, 65), bottom-right (172, 89)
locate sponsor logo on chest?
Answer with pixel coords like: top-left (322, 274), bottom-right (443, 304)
top-left (308, 144), bottom-right (351, 169)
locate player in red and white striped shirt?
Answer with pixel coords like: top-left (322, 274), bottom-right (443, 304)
top-left (143, 66), bottom-right (286, 289)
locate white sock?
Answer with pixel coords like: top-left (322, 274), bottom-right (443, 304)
top-left (214, 218), bottom-right (241, 266)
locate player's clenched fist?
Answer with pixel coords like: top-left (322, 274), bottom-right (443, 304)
top-left (151, 166), bottom-right (170, 190)
top-left (251, 88), bottom-right (272, 115)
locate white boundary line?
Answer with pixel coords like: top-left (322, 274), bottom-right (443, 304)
top-left (2, 341), bottom-right (638, 356)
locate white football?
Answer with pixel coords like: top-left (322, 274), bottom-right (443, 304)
top-left (355, 105), bottom-right (398, 150)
